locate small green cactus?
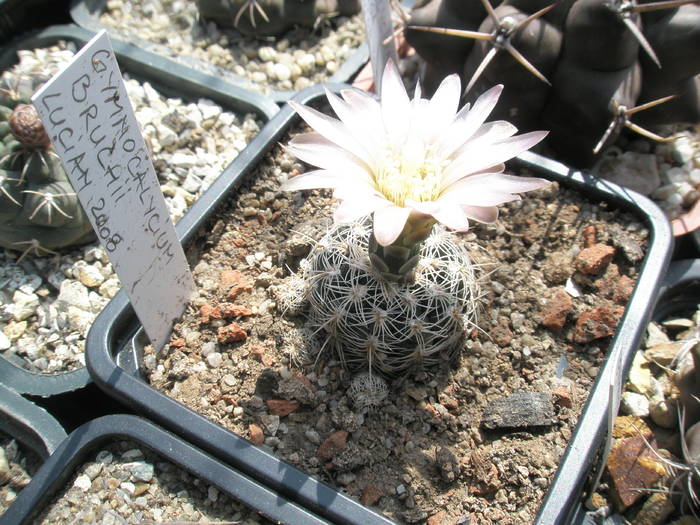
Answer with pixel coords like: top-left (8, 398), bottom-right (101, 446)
top-left (281, 218), bottom-right (480, 377)
top-left (0, 81), bottom-right (94, 256)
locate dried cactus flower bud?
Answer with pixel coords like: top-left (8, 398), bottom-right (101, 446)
top-left (9, 104), bottom-right (50, 149)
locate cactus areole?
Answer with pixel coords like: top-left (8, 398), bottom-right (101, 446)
top-left (280, 62), bottom-right (548, 376)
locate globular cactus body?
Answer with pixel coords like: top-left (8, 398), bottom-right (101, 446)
top-left (0, 87), bottom-right (94, 253)
top-left (406, 0), bottom-right (700, 167)
top-left (284, 218), bottom-right (479, 377)
top-left (195, 0), bottom-right (361, 37)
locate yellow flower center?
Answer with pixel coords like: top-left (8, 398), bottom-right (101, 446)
top-left (374, 145), bottom-right (445, 207)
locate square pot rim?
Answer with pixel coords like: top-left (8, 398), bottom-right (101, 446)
top-left (0, 382), bottom-right (67, 461)
top-left (86, 85), bottom-right (675, 525)
top-left (0, 414), bottom-right (331, 525)
top-left (0, 23), bottom-right (277, 398)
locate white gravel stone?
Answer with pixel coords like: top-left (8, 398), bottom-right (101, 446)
top-left (76, 265), bottom-right (106, 288)
top-left (73, 474), bottom-right (92, 492)
top-left (621, 391), bottom-right (650, 417)
top-left (0, 331), bottom-right (11, 351)
top-left (206, 352), bottom-right (223, 368)
top-left (57, 280), bottom-right (91, 311)
top-left (12, 290), bottom-right (39, 321)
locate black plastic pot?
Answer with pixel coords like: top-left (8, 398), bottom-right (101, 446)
top-left (0, 0), bottom-right (71, 44)
top-left (69, 0), bottom-right (370, 104)
top-left (653, 258), bottom-right (700, 323)
top-left (0, 24), bottom-right (277, 399)
top-left (569, 259), bottom-right (700, 524)
top-left (0, 414), bottom-right (330, 525)
top-left (85, 84), bottom-right (674, 524)
top-left (0, 383), bottom-right (66, 461)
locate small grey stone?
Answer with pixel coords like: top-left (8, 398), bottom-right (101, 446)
top-left (337, 472), bottom-right (356, 486)
top-left (206, 352), bottom-right (223, 368)
top-left (84, 462), bottom-right (103, 480)
top-left (95, 450), bottom-right (113, 465)
top-left (436, 447), bottom-right (459, 483)
top-left (126, 461), bottom-right (154, 482)
top-left (200, 341), bottom-right (217, 356)
top-left (621, 391), bottom-right (650, 417)
top-left (121, 448), bottom-right (144, 460)
top-left (304, 429), bottom-right (321, 445)
top-left (481, 392), bottom-right (555, 430)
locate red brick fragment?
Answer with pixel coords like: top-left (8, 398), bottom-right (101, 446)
top-left (360, 484), bottom-right (383, 506)
top-left (575, 244), bottom-right (615, 274)
top-left (613, 275), bottom-right (635, 304)
top-left (169, 338), bottom-right (185, 348)
top-left (220, 303), bottom-right (254, 318)
top-left (250, 345), bottom-right (274, 366)
top-left (226, 283), bottom-right (253, 302)
top-left (552, 386), bottom-right (573, 408)
top-left (573, 305), bottom-right (624, 343)
top-left (582, 225), bottom-right (597, 248)
top-left (199, 304), bottom-right (222, 323)
top-left (317, 430), bottom-right (349, 460)
top-left (219, 269), bottom-right (244, 289)
top-left (217, 323), bottom-right (247, 344)
top-left (606, 435), bottom-right (666, 509)
top-left (541, 290), bottom-right (574, 332)
top-left (265, 399), bottom-right (300, 417)
top-left (248, 424), bottom-right (264, 445)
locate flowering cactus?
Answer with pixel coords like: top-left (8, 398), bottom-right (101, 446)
top-left (283, 60), bottom-right (548, 280)
top-left (280, 62), bottom-right (548, 377)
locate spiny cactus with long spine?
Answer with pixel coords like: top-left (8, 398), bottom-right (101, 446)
top-left (195, 0), bottom-right (361, 36)
top-left (281, 219), bottom-right (480, 377)
top-left (0, 75), bottom-right (94, 256)
top-left (405, 0), bottom-right (700, 167)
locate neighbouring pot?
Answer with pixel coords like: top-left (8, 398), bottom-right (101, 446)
top-left (0, 24), bottom-right (277, 398)
top-left (0, 0), bottom-right (71, 44)
top-left (0, 383), bottom-right (67, 515)
top-left (568, 259), bottom-right (700, 523)
top-left (0, 414), bottom-right (330, 524)
top-left (70, 0), bottom-right (371, 103)
top-left (86, 85), bottom-right (673, 524)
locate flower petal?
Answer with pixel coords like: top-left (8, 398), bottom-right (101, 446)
top-left (437, 84), bottom-right (503, 158)
top-left (334, 193), bottom-right (388, 223)
top-left (461, 204), bottom-right (499, 223)
top-left (324, 89), bottom-right (384, 164)
top-left (285, 132), bottom-right (372, 182)
top-left (280, 169), bottom-right (342, 191)
top-left (429, 73), bottom-right (461, 122)
top-left (442, 130), bottom-right (549, 187)
top-left (408, 200), bottom-right (470, 232)
top-left (373, 205), bottom-right (411, 246)
top-left (289, 101), bottom-right (369, 162)
top-left (380, 60), bottom-right (411, 145)
top-left (441, 172), bottom-right (549, 202)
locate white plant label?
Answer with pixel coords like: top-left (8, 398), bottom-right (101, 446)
top-left (32, 30), bottom-right (195, 350)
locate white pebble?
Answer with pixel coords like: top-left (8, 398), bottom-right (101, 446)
top-left (73, 474), bottom-right (92, 491)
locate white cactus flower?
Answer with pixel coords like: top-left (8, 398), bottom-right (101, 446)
top-left (282, 60), bottom-right (550, 247)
